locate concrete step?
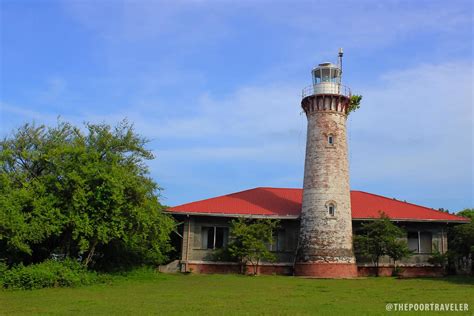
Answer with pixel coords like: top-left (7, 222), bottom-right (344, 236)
top-left (158, 259), bottom-right (181, 273)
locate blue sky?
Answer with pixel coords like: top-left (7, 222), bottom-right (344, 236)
top-left (1, 0), bottom-right (472, 212)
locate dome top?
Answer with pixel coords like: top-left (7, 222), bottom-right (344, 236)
top-left (318, 62), bottom-right (337, 68)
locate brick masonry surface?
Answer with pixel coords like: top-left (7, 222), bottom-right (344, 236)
top-left (183, 262), bottom-right (444, 278)
top-left (298, 95), bottom-right (356, 269)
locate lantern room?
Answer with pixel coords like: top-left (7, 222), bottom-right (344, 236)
top-left (301, 50), bottom-right (351, 98)
top-left (312, 62), bottom-right (341, 85)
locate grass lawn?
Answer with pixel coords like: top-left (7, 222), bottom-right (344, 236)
top-left (1, 271), bottom-right (473, 315)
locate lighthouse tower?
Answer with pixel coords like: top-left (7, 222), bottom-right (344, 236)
top-left (295, 49), bottom-right (358, 278)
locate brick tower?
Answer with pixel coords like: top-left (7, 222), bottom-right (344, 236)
top-left (294, 49), bottom-right (357, 278)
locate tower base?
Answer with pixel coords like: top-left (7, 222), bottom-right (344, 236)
top-left (294, 262), bottom-right (358, 278)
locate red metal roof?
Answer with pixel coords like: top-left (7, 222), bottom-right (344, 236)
top-left (169, 187), bottom-right (469, 222)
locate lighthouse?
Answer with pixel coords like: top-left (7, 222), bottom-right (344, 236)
top-left (295, 49), bottom-right (358, 278)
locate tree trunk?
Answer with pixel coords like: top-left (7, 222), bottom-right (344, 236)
top-left (84, 240), bottom-right (98, 268)
top-left (240, 259), bottom-right (245, 275)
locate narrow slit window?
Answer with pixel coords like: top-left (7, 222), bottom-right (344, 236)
top-left (328, 135), bottom-right (334, 145)
top-left (328, 203), bottom-right (335, 216)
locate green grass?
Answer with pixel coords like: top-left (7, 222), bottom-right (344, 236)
top-left (1, 271), bottom-right (473, 315)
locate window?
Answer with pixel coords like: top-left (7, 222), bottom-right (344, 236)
top-left (321, 68), bottom-right (330, 82)
top-left (407, 231), bottom-right (433, 254)
top-left (420, 232), bottom-right (432, 253)
top-left (327, 203), bottom-right (335, 216)
top-left (328, 135), bottom-right (334, 145)
top-left (407, 232), bottom-right (419, 252)
top-left (313, 69), bottom-right (321, 84)
top-left (201, 227), bottom-right (229, 249)
top-left (269, 230), bottom-right (286, 252)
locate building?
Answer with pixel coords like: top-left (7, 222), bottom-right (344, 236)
top-left (166, 51), bottom-right (469, 277)
top-left (168, 187), bottom-right (468, 277)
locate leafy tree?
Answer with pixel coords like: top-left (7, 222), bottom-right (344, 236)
top-left (348, 94), bottom-right (362, 114)
top-left (386, 239), bottom-right (412, 275)
top-left (354, 213), bottom-right (411, 276)
top-left (227, 218), bottom-right (280, 275)
top-left (0, 120), bottom-right (175, 269)
top-left (448, 209), bottom-right (473, 274)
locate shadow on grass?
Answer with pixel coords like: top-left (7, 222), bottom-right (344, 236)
top-left (398, 275), bottom-right (474, 285)
top-left (438, 275), bottom-right (474, 285)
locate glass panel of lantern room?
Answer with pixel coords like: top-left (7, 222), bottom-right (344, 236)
top-left (313, 69), bottom-right (321, 84)
top-left (321, 68), bottom-right (330, 82)
top-left (332, 68), bottom-right (340, 83)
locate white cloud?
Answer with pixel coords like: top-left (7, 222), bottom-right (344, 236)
top-left (142, 60), bottom-right (472, 209)
top-left (348, 61), bottom-right (473, 207)
top-left (153, 85), bottom-right (304, 139)
top-left (3, 0), bottom-right (472, 209)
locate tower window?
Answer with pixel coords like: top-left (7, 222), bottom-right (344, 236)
top-left (328, 135), bottom-right (334, 145)
top-left (328, 203), bottom-right (336, 216)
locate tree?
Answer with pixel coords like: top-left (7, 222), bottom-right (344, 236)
top-left (0, 120), bottom-right (175, 269)
top-left (447, 209), bottom-right (474, 274)
top-left (227, 218), bottom-right (279, 275)
top-left (354, 213), bottom-right (411, 276)
top-left (386, 239), bottom-right (412, 275)
top-left (348, 94), bottom-right (362, 114)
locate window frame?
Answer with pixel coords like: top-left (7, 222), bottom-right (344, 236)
top-left (328, 135), bottom-right (334, 145)
top-left (269, 229), bottom-right (286, 252)
top-left (407, 231), bottom-right (433, 254)
top-left (201, 226), bottom-right (229, 250)
top-left (327, 203), bottom-right (336, 216)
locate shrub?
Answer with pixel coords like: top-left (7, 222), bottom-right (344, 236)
top-left (2, 259), bottom-right (103, 290)
top-left (0, 261), bottom-right (7, 286)
top-left (392, 266), bottom-right (405, 277)
top-left (211, 248), bottom-right (237, 262)
top-left (428, 250), bottom-right (448, 268)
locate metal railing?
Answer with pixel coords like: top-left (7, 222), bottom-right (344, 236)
top-left (302, 83), bottom-right (351, 98)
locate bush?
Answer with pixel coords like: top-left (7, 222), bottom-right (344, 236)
top-left (392, 266), bottom-right (405, 277)
top-left (211, 248), bottom-right (237, 262)
top-left (0, 261), bottom-right (7, 287)
top-left (428, 250), bottom-right (448, 267)
top-left (2, 259), bottom-right (104, 290)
